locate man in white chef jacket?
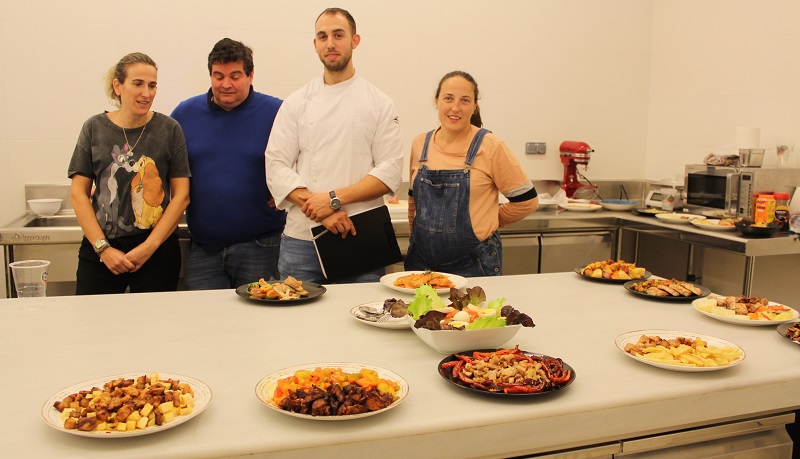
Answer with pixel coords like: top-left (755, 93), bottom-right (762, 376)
top-left (265, 7), bottom-right (403, 284)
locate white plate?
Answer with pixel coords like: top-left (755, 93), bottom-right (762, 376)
top-left (42, 373), bottom-right (212, 438)
top-left (690, 219), bottom-right (736, 232)
top-left (349, 302), bottom-right (410, 330)
top-left (702, 210), bottom-right (735, 219)
top-left (614, 329), bottom-right (745, 372)
top-left (379, 271), bottom-right (467, 295)
top-left (255, 363), bottom-right (409, 421)
top-left (599, 200), bottom-right (639, 211)
top-left (560, 203), bottom-right (602, 212)
top-left (654, 213), bottom-right (706, 224)
top-left (691, 297), bottom-right (800, 326)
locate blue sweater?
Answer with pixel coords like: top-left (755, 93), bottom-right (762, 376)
top-left (171, 89), bottom-right (285, 245)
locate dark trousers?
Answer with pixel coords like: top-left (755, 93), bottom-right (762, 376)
top-left (75, 232), bottom-right (181, 295)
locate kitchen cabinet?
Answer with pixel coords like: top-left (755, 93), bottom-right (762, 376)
top-left (539, 230), bottom-right (615, 273)
top-left (501, 233), bottom-right (540, 275)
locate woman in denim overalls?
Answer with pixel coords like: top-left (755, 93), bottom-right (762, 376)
top-left (405, 71), bottom-right (539, 277)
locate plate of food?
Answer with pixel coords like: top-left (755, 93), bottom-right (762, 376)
top-left (690, 218), bottom-right (738, 231)
top-left (560, 203), bottom-right (602, 212)
top-left (692, 296), bottom-right (799, 326)
top-left (349, 299), bottom-right (411, 330)
top-left (599, 200), bottom-right (639, 211)
top-left (623, 278), bottom-right (710, 302)
top-left (236, 277), bottom-right (326, 304)
top-left (702, 210), bottom-right (735, 219)
top-left (437, 346), bottom-right (575, 396)
top-left (42, 372), bottom-right (211, 437)
top-left (380, 271), bottom-right (467, 295)
top-left (615, 330), bottom-right (745, 372)
top-left (654, 212), bottom-right (706, 224)
top-left (255, 363), bottom-right (408, 420)
top-left (633, 208), bottom-right (668, 217)
top-left (776, 322), bottom-right (800, 345)
top-left (575, 260), bottom-right (650, 283)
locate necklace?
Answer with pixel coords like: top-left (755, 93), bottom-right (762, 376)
top-left (122, 123), bottom-right (146, 154)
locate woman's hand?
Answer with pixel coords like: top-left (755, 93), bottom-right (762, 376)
top-left (99, 247), bottom-right (136, 275)
top-left (124, 241), bottom-right (158, 273)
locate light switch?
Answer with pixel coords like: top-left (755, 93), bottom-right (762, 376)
top-left (526, 142), bottom-right (546, 154)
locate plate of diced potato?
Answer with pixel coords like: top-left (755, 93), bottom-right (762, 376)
top-left (615, 330), bottom-right (745, 372)
top-left (575, 260), bottom-right (650, 284)
top-left (42, 372), bottom-right (211, 437)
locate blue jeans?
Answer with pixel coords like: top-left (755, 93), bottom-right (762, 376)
top-left (278, 235), bottom-right (384, 285)
top-left (405, 231), bottom-right (502, 277)
top-left (185, 234), bottom-right (281, 290)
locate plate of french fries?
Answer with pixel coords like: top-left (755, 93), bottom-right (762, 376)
top-left (42, 372), bottom-right (212, 437)
top-left (615, 330), bottom-right (745, 372)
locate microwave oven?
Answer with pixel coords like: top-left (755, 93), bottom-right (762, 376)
top-left (684, 165), bottom-right (800, 217)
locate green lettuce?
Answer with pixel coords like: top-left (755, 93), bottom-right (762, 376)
top-left (408, 285), bottom-right (444, 320)
top-left (466, 316), bottom-right (507, 330)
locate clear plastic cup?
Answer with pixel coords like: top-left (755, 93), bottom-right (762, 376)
top-left (9, 260), bottom-right (50, 310)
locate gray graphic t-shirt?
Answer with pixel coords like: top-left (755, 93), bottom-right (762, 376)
top-left (67, 112), bottom-right (191, 239)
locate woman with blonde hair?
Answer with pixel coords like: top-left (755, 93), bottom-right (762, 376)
top-left (67, 52), bottom-right (191, 294)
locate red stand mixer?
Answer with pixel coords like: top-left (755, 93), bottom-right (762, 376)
top-left (559, 140), bottom-right (597, 198)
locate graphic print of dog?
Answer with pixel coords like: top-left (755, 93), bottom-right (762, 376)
top-left (95, 145), bottom-right (136, 234)
top-left (130, 155), bottom-right (164, 229)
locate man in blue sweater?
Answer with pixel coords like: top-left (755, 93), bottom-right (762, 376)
top-left (171, 38), bottom-right (285, 290)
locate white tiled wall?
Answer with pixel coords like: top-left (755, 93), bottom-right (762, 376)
top-left (1, 0), bottom-right (799, 232)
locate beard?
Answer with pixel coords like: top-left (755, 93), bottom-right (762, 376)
top-left (319, 50), bottom-right (352, 73)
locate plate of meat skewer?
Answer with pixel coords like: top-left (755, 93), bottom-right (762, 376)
top-left (623, 278), bottom-right (710, 302)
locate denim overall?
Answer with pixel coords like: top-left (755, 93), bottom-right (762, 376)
top-left (404, 128), bottom-right (502, 277)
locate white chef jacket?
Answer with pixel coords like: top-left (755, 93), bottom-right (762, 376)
top-left (265, 73), bottom-right (404, 240)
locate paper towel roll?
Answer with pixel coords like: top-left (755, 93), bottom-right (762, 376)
top-left (736, 127), bottom-right (761, 149)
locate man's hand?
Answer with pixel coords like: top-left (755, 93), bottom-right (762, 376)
top-left (321, 211), bottom-right (355, 238)
top-left (301, 192), bottom-right (336, 222)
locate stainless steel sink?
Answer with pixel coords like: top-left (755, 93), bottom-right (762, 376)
top-left (23, 216), bottom-right (80, 228)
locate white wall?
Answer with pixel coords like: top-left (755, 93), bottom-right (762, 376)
top-left (1, 0), bottom-right (799, 232)
top-left (647, 0), bottom-right (800, 181)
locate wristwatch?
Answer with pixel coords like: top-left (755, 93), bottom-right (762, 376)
top-left (93, 238), bottom-right (110, 254)
top-left (329, 191), bottom-right (341, 210)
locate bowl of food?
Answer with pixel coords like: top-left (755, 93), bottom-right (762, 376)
top-left (599, 200), bottom-right (639, 211)
top-left (27, 199), bottom-right (62, 216)
top-left (734, 220), bottom-right (781, 237)
top-left (404, 285), bottom-right (534, 354)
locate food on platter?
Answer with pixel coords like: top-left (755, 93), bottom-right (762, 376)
top-left (403, 285), bottom-right (534, 331)
top-left (694, 217), bottom-right (738, 227)
top-left (440, 346), bottom-right (572, 394)
top-left (51, 373), bottom-right (195, 433)
top-left (694, 296), bottom-right (797, 322)
top-left (248, 276), bottom-right (308, 300)
top-left (784, 323), bottom-right (800, 343)
top-left (271, 367), bottom-right (402, 416)
top-left (654, 212), bottom-right (706, 223)
top-left (623, 335), bottom-right (743, 368)
top-left (392, 270), bottom-right (454, 289)
top-left (628, 278), bottom-right (704, 297)
top-left (579, 259), bottom-right (647, 280)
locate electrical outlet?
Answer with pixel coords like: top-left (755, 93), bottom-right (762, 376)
top-left (525, 142), bottom-right (546, 155)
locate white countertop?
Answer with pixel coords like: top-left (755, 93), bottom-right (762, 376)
top-left (1, 273), bottom-right (798, 458)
